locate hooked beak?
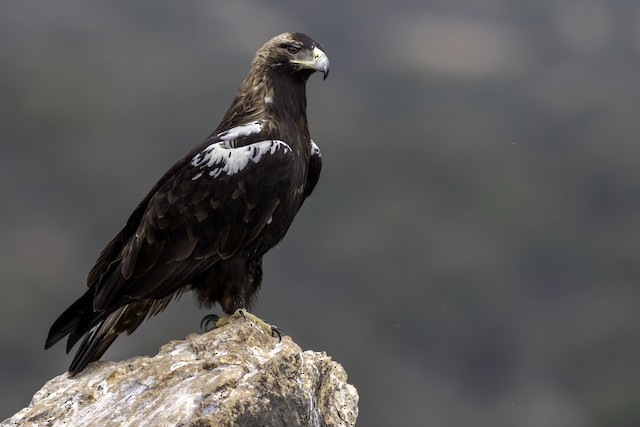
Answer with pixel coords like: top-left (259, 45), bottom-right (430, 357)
top-left (291, 46), bottom-right (330, 79)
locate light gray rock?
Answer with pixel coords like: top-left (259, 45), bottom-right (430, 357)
top-left (3, 316), bottom-right (358, 426)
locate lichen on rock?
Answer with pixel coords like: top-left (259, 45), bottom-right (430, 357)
top-left (2, 316), bottom-right (358, 427)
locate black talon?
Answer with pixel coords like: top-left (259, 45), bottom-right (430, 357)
top-left (271, 325), bottom-right (285, 342)
top-left (200, 314), bottom-right (220, 331)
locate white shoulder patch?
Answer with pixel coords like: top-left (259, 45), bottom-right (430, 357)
top-left (191, 139), bottom-right (292, 179)
top-left (217, 121), bottom-right (263, 142)
top-left (310, 139), bottom-right (321, 157)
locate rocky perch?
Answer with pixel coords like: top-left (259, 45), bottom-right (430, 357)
top-left (3, 316), bottom-right (358, 426)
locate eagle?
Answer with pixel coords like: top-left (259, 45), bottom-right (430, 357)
top-left (45, 32), bottom-right (329, 376)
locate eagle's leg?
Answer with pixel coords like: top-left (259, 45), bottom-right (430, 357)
top-left (203, 309), bottom-right (283, 341)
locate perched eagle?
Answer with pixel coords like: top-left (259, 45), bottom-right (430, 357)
top-left (45, 32), bottom-right (329, 376)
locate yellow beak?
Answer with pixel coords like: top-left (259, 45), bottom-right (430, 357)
top-left (291, 47), bottom-right (330, 79)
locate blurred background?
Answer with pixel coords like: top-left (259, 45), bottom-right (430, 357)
top-left (2, 1), bottom-right (640, 425)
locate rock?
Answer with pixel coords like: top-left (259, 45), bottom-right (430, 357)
top-left (2, 316), bottom-right (358, 427)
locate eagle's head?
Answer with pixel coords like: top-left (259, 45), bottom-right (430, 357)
top-left (254, 32), bottom-right (330, 81)
top-left (218, 32), bottom-right (329, 130)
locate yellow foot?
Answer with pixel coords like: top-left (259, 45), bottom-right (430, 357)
top-left (201, 309), bottom-right (284, 341)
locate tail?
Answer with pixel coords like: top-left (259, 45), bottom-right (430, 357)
top-left (46, 292), bottom-right (171, 376)
top-left (45, 289), bottom-right (94, 352)
top-left (67, 305), bottom-right (130, 376)
top-left (45, 289), bottom-right (125, 376)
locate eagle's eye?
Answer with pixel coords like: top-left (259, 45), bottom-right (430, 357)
top-left (286, 45), bottom-right (301, 54)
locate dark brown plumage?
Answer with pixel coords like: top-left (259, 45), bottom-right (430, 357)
top-left (45, 32), bottom-right (329, 376)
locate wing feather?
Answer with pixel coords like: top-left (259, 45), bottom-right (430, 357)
top-left (90, 130), bottom-right (295, 309)
top-left (304, 140), bottom-right (322, 199)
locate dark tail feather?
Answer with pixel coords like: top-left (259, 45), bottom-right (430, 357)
top-left (68, 299), bottom-right (155, 376)
top-left (45, 289), bottom-right (94, 350)
top-left (68, 335), bottom-right (117, 376)
top-left (45, 288), bottom-right (124, 375)
top-left (48, 294), bottom-right (165, 376)
top-left (68, 306), bottom-right (129, 376)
